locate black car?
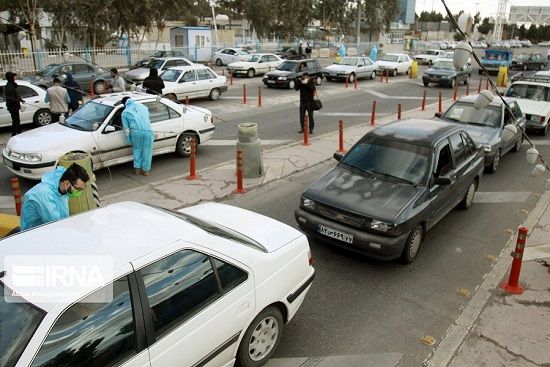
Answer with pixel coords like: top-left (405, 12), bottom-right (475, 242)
top-left (275, 47), bottom-right (301, 60)
top-left (422, 58), bottom-right (472, 88)
top-left (295, 119), bottom-right (484, 263)
top-left (262, 59), bottom-right (323, 89)
top-left (510, 53), bottom-right (547, 71)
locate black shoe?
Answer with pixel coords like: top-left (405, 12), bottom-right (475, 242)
top-left (310, 130), bottom-right (314, 134)
top-left (298, 130), bottom-right (304, 133)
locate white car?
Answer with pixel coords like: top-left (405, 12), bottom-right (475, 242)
top-left (213, 48), bottom-right (252, 66)
top-left (375, 53), bottom-right (413, 77)
top-left (413, 49), bottom-right (446, 65)
top-left (0, 80), bottom-right (52, 127)
top-left (157, 65), bottom-right (228, 101)
top-left (505, 78), bottom-right (550, 135)
top-left (324, 56), bottom-right (379, 82)
top-left (0, 201), bottom-right (315, 367)
top-left (227, 53), bottom-right (283, 78)
top-left (443, 51), bottom-right (472, 65)
top-left (125, 57), bottom-right (194, 84)
top-left (2, 92), bottom-right (215, 180)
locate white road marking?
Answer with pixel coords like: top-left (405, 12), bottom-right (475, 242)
top-left (202, 139), bottom-right (292, 146)
top-left (523, 140), bottom-right (550, 145)
top-left (473, 191), bottom-right (532, 203)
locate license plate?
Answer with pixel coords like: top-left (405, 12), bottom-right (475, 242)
top-left (267, 80), bottom-right (276, 84)
top-left (318, 224), bottom-right (353, 244)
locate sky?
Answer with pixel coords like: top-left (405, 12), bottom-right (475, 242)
top-left (415, 0), bottom-right (550, 19)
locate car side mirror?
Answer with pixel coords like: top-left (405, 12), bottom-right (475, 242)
top-left (103, 125), bottom-right (116, 133)
top-left (434, 112), bottom-right (442, 118)
top-left (333, 152), bottom-right (343, 161)
top-left (434, 176), bottom-right (452, 185)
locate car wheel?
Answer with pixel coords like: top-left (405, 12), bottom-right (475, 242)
top-left (370, 71), bottom-right (376, 79)
top-left (33, 109), bottom-right (52, 126)
top-left (237, 306), bottom-right (283, 367)
top-left (175, 133), bottom-right (198, 157)
top-left (209, 88), bottom-right (221, 101)
top-left (488, 149), bottom-right (501, 173)
top-left (315, 76), bottom-right (322, 85)
top-left (512, 134), bottom-right (523, 152)
top-left (423, 80), bottom-right (429, 86)
top-left (406, 67), bottom-right (411, 75)
top-left (215, 58), bottom-right (223, 66)
top-left (93, 80), bottom-right (107, 94)
top-left (449, 78), bottom-right (456, 89)
top-left (392, 69), bottom-right (397, 77)
top-left (247, 68), bottom-right (255, 78)
top-left (348, 73), bottom-right (355, 83)
top-left (288, 80), bottom-right (295, 89)
top-left (167, 93), bottom-right (177, 101)
top-left (542, 124), bottom-right (549, 136)
top-left (400, 225), bottom-right (423, 264)
top-left (459, 180), bottom-right (477, 209)
top-left (523, 64), bottom-right (528, 71)
top-left (326, 76), bottom-right (332, 81)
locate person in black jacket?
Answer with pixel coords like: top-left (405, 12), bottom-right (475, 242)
top-left (4, 72), bottom-right (25, 136)
top-left (295, 72), bottom-right (315, 134)
top-left (63, 73), bottom-right (83, 113)
top-left (142, 68), bottom-right (165, 95)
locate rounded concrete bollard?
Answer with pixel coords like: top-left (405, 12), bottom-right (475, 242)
top-left (237, 123), bottom-right (264, 178)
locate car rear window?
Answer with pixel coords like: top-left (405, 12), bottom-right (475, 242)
top-left (0, 282), bottom-right (46, 367)
top-left (506, 84), bottom-right (550, 102)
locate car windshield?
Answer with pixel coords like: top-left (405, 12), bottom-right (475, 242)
top-left (506, 84), bottom-right (550, 102)
top-left (151, 50), bottom-right (166, 58)
top-left (339, 57), bottom-right (358, 66)
top-left (237, 49), bottom-right (251, 55)
top-left (245, 54), bottom-right (262, 62)
top-left (277, 62), bottom-right (299, 72)
top-left (432, 60), bottom-right (454, 69)
top-left (0, 282), bottom-right (46, 367)
top-left (442, 102), bottom-right (502, 128)
top-left (425, 50), bottom-right (437, 55)
top-left (63, 101), bottom-right (114, 131)
top-left (37, 64), bottom-right (58, 77)
top-left (379, 54), bottom-right (399, 62)
top-left (341, 136), bottom-right (430, 185)
top-left (160, 69), bottom-right (182, 82)
top-left (145, 59), bottom-right (164, 69)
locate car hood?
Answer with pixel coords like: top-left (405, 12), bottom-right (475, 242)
top-left (425, 68), bottom-right (456, 76)
top-left (325, 64), bottom-right (355, 73)
top-left (304, 165), bottom-right (421, 221)
top-left (6, 123), bottom-right (90, 158)
top-left (513, 99), bottom-right (550, 116)
top-left (265, 70), bottom-right (294, 77)
top-left (125, 68), bottom-right (150, 79)
top-left (179, 202), bottom-right (303, 252)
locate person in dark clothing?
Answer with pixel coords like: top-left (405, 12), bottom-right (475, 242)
top-left (63, 73), bottom-right (83, 113)
top-left (298, 43), bottom-right (303, 58)
top-left (305, 43), bottom-right (312, 59)
top-left (142, 68), bottom-right (165, 95)
top-left (4, 72), bottom-right (25, 136)
top-left (295, 72), bottom-right (315, 134)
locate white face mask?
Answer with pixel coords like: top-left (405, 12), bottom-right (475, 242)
top-left (301, 78), bottom-right (308, 84)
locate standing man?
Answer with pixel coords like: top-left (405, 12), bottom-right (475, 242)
top-left (121, 97), bottom-right (154, 176)
top-left (63, 73), bottom-right (83, 113)
top-left (142, 68), bottom-right (165, 95)
top-left (45, 77), bottom-right (70, 122)
top-left (298, 43), bottom-right (304, 59)
top-left (108, 68), bottom-right (126, 93)
top-left (369, 43), bottom-right (378, 61)
top-left (4, 72), bottom-right (25, 136)
top-left (305, 43), bottom-right (312, 59)
top-left (295, 72), bottom-right (315, 134)
top-left (20, 163), bottom-right (90, 231)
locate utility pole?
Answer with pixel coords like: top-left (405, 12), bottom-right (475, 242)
top-left (210, 0), bottom-right (219, 49)
top-left (492, 0), bottom-right (508, 42)
top-left (356, 0), bottom-right (361, 47)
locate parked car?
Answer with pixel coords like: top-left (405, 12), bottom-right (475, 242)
top-left (519, 40), bottom-right (532, 47)
top-left (479, 47), bottom-right (512, 74)
top-left (227, 53), bottom-right (284, 78)
top-left (124, 57), bottom-right (194, 85)
top-left (21, 62), bottom-right (110, 94)
top-left (443, 51), bottom-right (472, 65)
top-left (510, 53), bottom-right (547, 71)
top-left (134, 49), bottom-right (193, 68)
top-left (422, 58), bottom-right (472, 88)
top-left (375, 53), bottom-right (412, 77)
top-left (275, 47), bottom-right (301, 60)
top-left (263, 59), bottom-right (324, 89)
top-left (413, 49), bottom-right (446, 65)
top-left (324, 56), bottom-right (378, 82)
top-left (0, 201), bottom-right (315, 367)
top-left (212, 47), bottom-right (251, 66)
top-left (505, 77), bottom-right (550, 135)
top-left (537, 41), bottom-right (550, 46)
top-left (0, 80), bottom-right (52, 127)
top-left (436, 95), bottom-right (525, 172)
top-left (295, 119), bottom-right (484, 263)
top-left (2, 92), bottom-right (215, 180)
top-left (154, 64), bottom-right (228, 101)
top-left (471, 41), bottom-right (488, 49)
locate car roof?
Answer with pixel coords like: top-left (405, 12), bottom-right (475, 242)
top-left (281, 59), bottom-right (316, 63)
top-left (369, 119), bottom-right (461, 147)
top-left (456, 94), bottom-right (516, 107)
top-left (166, 64), bottom-right (208, 72)
top-left (89, 91), bottom-right (162, 106)
top-left (151, 56), bottom-right (191, 61)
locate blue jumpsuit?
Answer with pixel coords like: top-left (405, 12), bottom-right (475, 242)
top-left (369, 45), bottom-right (378, 62)
top-left (338, 44), bottom-right (347, 59)
top-left (20, 166), bottom-right (69, 231)
top-left (121, 99), bottom-right (154, 172)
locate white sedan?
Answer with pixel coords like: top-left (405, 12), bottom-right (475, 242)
top-left (158, 65), bottom-right (228, 101)
top-left (227, 53), bottom-right (283, 78)
top-left (2, 92), bottom-right (215, 180)
top-left (213, 47), bottom-right (252, 66)
top-left (324, 56), bottom-right (378, 82)
top-left (0, 201), bottom-right (315, 367)
top-left (375, 53), bottom-right (413, 77)
top-left (0, 80), bottom-right (52, 128)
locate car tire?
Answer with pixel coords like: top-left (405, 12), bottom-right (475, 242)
top-left (247, 68), bottom-right (255, 78)
top-left (423, 80), bottom-right (429, 86)
top-left (315, 76), bottom-right (322, 85)
top-left (175, 133), bottom-right (198, 157)
top-left (400, 225), bottom-right (423, 264)
top-left (406, 68), bottom-right (410, 75)
top-left (512, 134), bottom-right (523, 152)
top-left (542, 124), bottom-right (549, 136)
top-left (326, 76), bottom-right (333, 81)
top-left (288, 80), bottom-right (295, 89)
top-left (215, 58), bottom-right (223, 66)
top-left (33, 109), bottom-right (52, 127)
top-left (488, 149), bottom-right (501, 173)
top-left (348, 73), bottom-right (355, 83)
top-left (166, 93), bottom-right (177, 101)
top-left (93, 80), bottom-right (107, 95)
top-left (459, 180), bottom-right (477, 209)
top-left (392, 69), bottom-right (397, 77)
top-left (237, 306), bottom-right (283, 367)
top-left (209, 88), bottom-right (221, 101)
top-left (370, 71), bottom-right (376, 79)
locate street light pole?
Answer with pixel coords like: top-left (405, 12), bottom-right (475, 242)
top-left (356, 0), bottom-right (361, 48)
top-left (210, 0), bottom-right (219, 49)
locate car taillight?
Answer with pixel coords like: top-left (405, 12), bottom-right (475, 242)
top-left (540, 116), bottom-right (546, 123)
top-left (308, 249), bottom-right (314, 266)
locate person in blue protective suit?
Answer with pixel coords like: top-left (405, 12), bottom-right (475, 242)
top-left (338, 43), bottom-right (347, 60)
top-left (20, 163), bottom-right (90, 231)
top-left (121, 97), bottom-right (154, 176)
top-left (369, 44), bottom-right (378, 62)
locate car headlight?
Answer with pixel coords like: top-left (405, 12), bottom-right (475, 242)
top-left (263, 75), bottom-right (268, 79)
top-left (483, 144), bottom-right (492, 153)
top-left (18, 153), bottom-right (42, 162)
top-left (369, 220), bottom-right (395, 232)
top-left (301, 197), bottom-right (317, 211)
top-left (278, 76), bottom-right (287, 80)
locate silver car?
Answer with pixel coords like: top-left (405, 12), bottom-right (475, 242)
top-left (324, 56), bottom-right (379, 82)
top-left (124, 57), bottom-right (194, 84)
